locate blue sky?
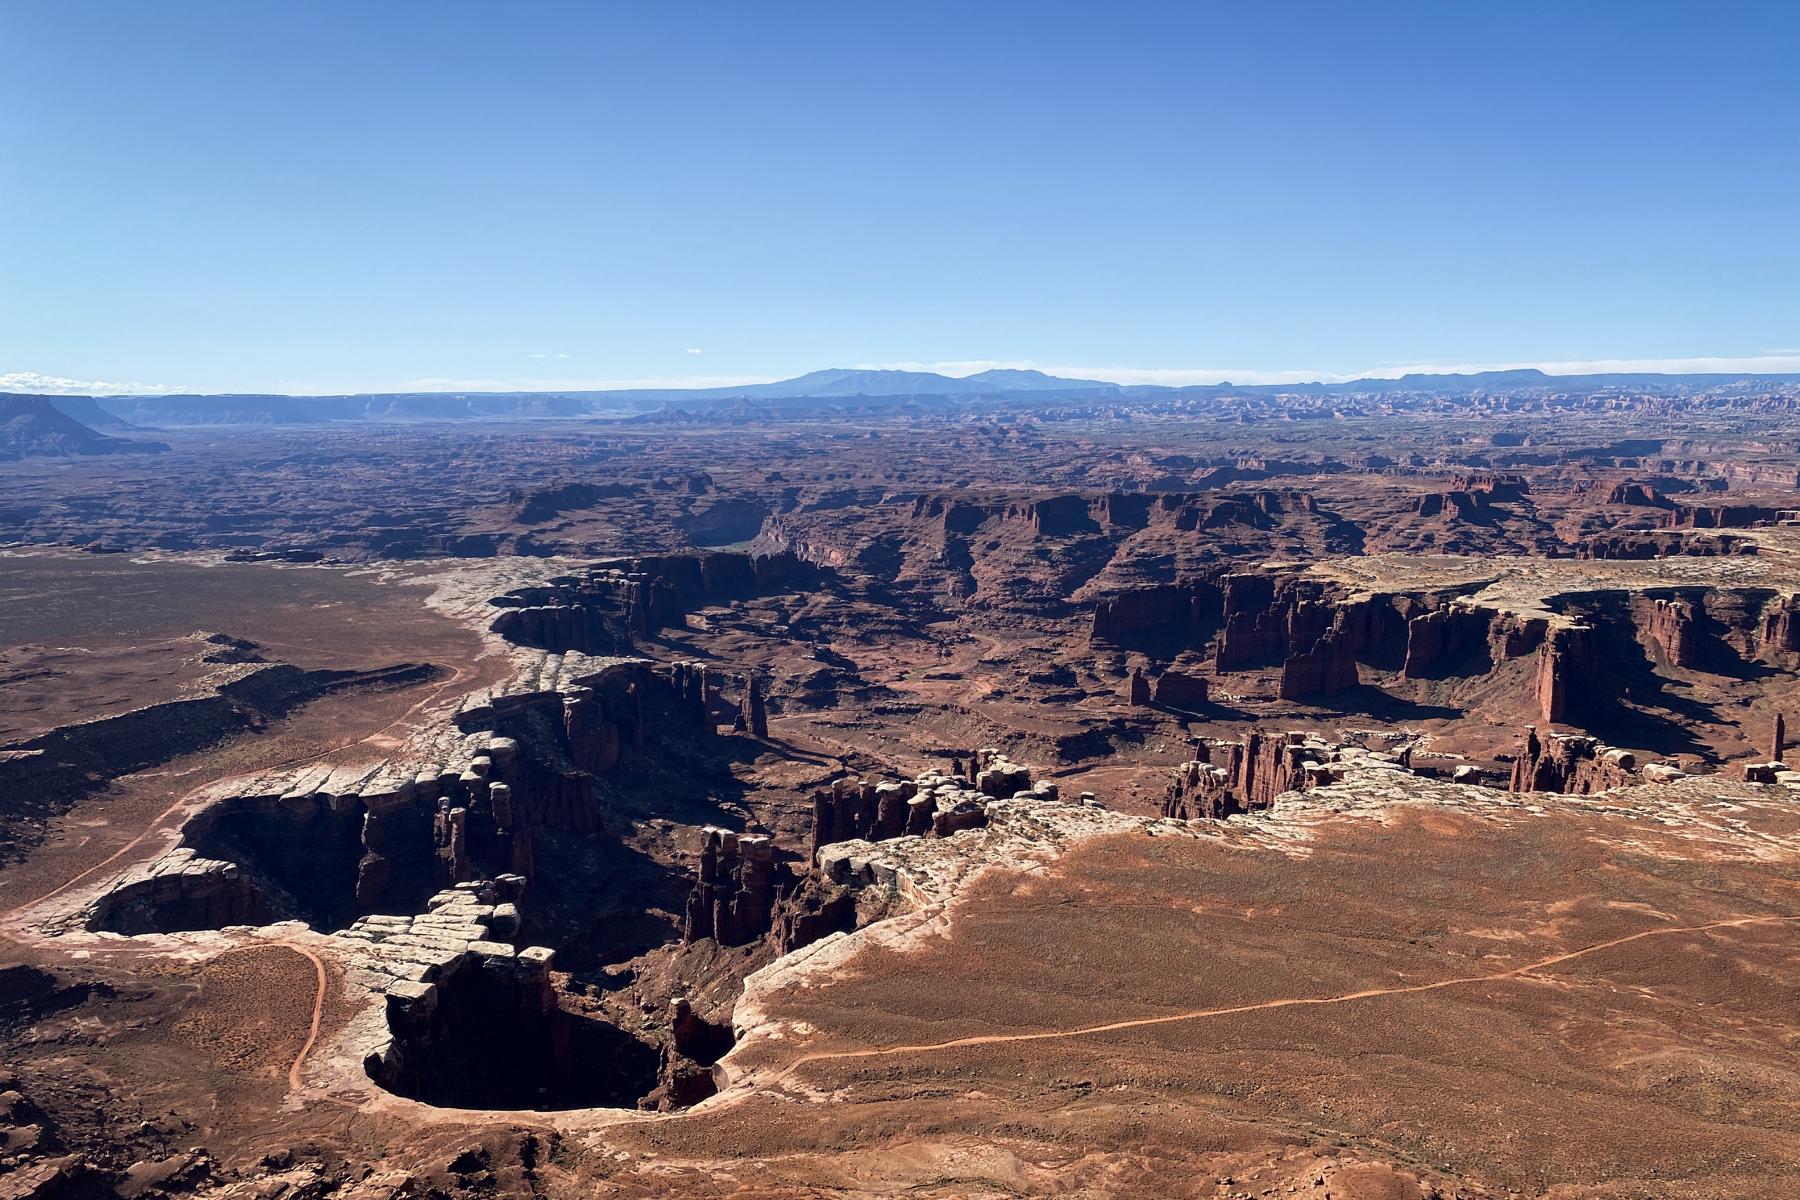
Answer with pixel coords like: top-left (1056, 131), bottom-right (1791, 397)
top-left (3, 1), bottom-right (1798, 394)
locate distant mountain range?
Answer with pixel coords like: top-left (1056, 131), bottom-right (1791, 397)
top-left (596, 367), bottom-right (1119, 401)
top-left (0, 395), bottom-right (168, 459)
top-left (5, 365), bottom-right (1799, 428)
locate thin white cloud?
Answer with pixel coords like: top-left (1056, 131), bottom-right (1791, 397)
top-left (527, 352), bottom-right (572, 360)
top-left (0, 370), bottom-right (185, 395)
top-left (686, 348), bottom-right (704, 355)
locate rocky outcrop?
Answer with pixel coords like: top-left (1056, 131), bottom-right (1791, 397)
top-left (1661, 503), bottom-right (1795, 530)
top-left (1533, 626), bottom-right (1596, 725)
top-left (1162, 731), bottom-right (1413, 820)
top-left (70, 654), bottom-right (718, 936)
top-left (0, 661), bottom-right (439, 866)
top-left (1507, 728), bottom-right (1675, 793)
top-left (680, 754), bottom-right (1061, 954)
top-left (806, 768), bottom-right (992, 856)
top-left (1127, 666), bottom-right (1152, 706)
top-left (808, 776), bottom-right (913, 856)
top-left (807, 752), bottom-right (1057, 855)
top-left (562, 685), bottom-right (622, 775)
top-left (76, 847), bottom-right (271, 935)
top-left (771, 755), bottom-right (1064, 950)
top-left (1278, 629), bottom-right (1358, 697)
top-left (920, 489), bottom-right (1309, 546)
top-left (766, 871), bottom-right (859, 954)
top-left (455, 656), bottom-right (712, 832)
top-left (1090, 579), bottom-right (1224, 644)
top-left (488, 551), bottom-right (823, 655)
top-left (1757, 594), bottom-right (1800, 665)
top-left (1099, 564), bottom-right (1800, 751)
top-left (682, 828), bottom-right (782, 947)
top-left (1412, 475), bottom-right (1526, 522)
top-left (1452, 472), bottom-right (1529, 499)
top-left (1400, 607), bottom-right (1494, 678)
top-left (1213, 578), bottom-right (1371, 696)
top-left (1213, 573), bottom-right (1285, 670)
top-left (1098, 569), bottom-right (1516, 694)
top-left (1015, 494), bottom-right (1095, 536)
top-left (361, 881), bottom-right (657, 1110)
top-left (1487, 612), bottom-right (1549, 661)
top-left (1638, 596), bottom-right (1703, 668)
top-left (647, 996), bottom-right (733, 1109)
top-left (1398, 603), bottom-right (1545, 681)
top-left (614, 549), bottom-right (818, 610)
top-left (1151, 669), bottom-right (1209, 708)
top-left (1579, 530), bottom-right (1757, 559)
top-left (1607, 481), bottom-right (1673, 507)
top-left (1413, 490), bottom-right (1493, 521)
top-left (487, 568), bottom-right (671, 655)
top-left (738, 674), bottom-right (768, 738)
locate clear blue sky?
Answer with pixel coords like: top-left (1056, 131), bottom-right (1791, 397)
top-left (3, 1), bottom-right (1798, 394)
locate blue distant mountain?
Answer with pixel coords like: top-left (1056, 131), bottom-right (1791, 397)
top-left (45, 394), bottom-right (139, 429)
top-left (14, 364), bottom-right (1800, 427)
top-left (607, 367), bottom-right (1120, 400)
top-left (0, 395), bottom-right (167, 457)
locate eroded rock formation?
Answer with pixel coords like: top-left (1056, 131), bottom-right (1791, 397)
top-left (488, 550), bottom-right (822, 655)
top-left (1127, 665), bottom-right (1152, 705)
top-left (1507, 727), bottom-right (1682, 793)
top-left (806, 750), bottom-right (1055, 859)
top-left (361, 881), bottom-right (659, 1110)
top-left (1162, 732), bottom-right (1413, 819)
top-left (1151, 668), bottom-right (1210, 708)
top-left (71, 654), bottom-right (716, 936)
top-left (1662, 503), bottom-right (1796, 530)
top-left (1533, 626), bottom-right (1594, 726)
top-left (1638, 596), bottom-right (1703, 668)
top-left (0, 661), bottom-right (439, 865)
top-left (693, 754), bottom-right (1066, 954)
top-left (738, 674), bottom-right (768, 738)
top-left (682, 828), bottom-right (782, 947)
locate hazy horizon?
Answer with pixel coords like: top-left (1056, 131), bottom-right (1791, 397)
top-left (11, 352), bottom-right (1800, 399)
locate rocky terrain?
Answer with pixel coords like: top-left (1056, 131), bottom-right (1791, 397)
top-left (1, 382), bottom-right (1798, 1198)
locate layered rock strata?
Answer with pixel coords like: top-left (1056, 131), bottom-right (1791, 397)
top-left (1162, 732), bottom-right (1413, 820)
top-left (683, 754), bottom-right (1066, 954)
top-left (1507, 728), bottom-right (1686, 794)
top-left (66, 652), bottom-right (714, 936)
top-left (738, 674), bottom-right (768, 738)
top-left (1097, 557), bottom-right (1800, 737)
top-left (487, 551), bottom-right (820, 655)
top-left (807, 750), bottom-right (1057, 859)
top-left (0, 661), bottom-right (438, 863)
top-left (682, 828), bottom-right (784, 947)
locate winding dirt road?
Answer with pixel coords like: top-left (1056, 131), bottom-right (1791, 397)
top-left (768, 911), bottom-right (1800, 1082)
top-left (282, 942), bottom-right (330, 1093)
top-left (199, 940), bottom-right (331, 1095)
